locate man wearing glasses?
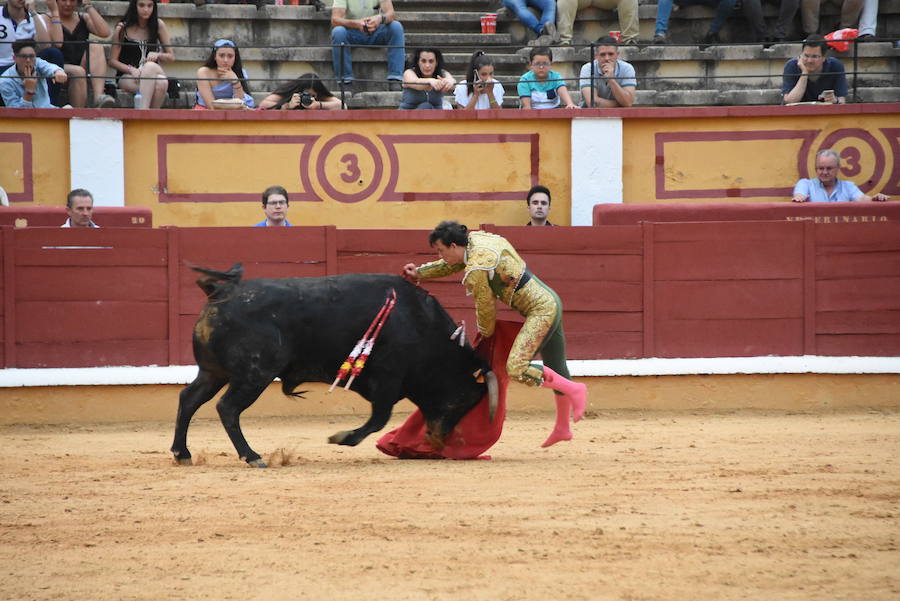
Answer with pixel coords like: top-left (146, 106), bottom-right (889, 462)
top-left (254, 185), bottom-right (293, 227)
top-left (782, 34), bottom-right (848, 104)
top-left (0, 39), bottom-right (66, 108)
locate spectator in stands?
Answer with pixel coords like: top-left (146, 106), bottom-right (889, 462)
top-left (517, 46), bottom-right (578, 109)
top-left (800, 0), bottom-right (863, 37)
top-left (782, 34), bottom-right (847, 104)
top-left (258, 73), bottom-right (344, 110)
top-left (557, 0), bottom-right (639, 46)
top-left (0, 39), bottom-right (67, 107)
top-left (399, 47), bottom-right (455, 110)
top-left (46, 0), bottom-right (116, 108)
top-left (0, 0), bottom-right (56, 73)
top-left (255, 186), bottom-right (292, 227)
top-left (792, 149), bottom-right (890, 202)
top-left (454, 51), bottom-right (504, 109)
top-left (502, 0), bottom-right (559, 46)
top-left (0, 0), bottom-right (64, 106)
top-left (108, 0), bottom-right (174, 109)
top-left (742, 0), bottom-right (800, 44)
top-left (526, 185), bottom-right (554, 225)
top-left (857, 0), bottom-right (878, 39)
top-left (653, 0), bottom-right (736, 47)
top-left (62, 188), bottom-right (100, 227)
top-left (330, 0), bottom-right (404, 92)
top-left (194, 39), bottom-right (254, 110)
top-left (579, 36), bottom-right (636, 107)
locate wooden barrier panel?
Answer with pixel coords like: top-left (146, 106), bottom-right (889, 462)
top-left (0, 207), bottom-right (153, 228)
top-left (814, 223), bottom-right (900, 356)
top-left (0, 222), bottom-right (897, 368)
top-left (593, 202), bottom-right (900, 226)
top-left (648, 221), bottom-right (806, 358)
top-left (487, 226), bottom-right (644, 359)
top-left (4, 227), bottom-right (168, 368)
top-left (173, 226), bottom-right (337, 365)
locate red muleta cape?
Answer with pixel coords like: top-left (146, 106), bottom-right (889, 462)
top-left (375, 320), bottom-right (522, 459)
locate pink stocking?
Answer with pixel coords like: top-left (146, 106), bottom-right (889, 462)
top-left (540, 391), bottom-right (572, 448)
top-left (542, 366), bottom-right (587, 422)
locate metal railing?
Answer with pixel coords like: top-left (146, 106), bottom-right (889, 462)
top-left (1, 38), bottom-right (895, 107)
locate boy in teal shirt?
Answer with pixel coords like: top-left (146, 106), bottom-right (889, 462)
top-left (517, 47), bottom-right (578, 109)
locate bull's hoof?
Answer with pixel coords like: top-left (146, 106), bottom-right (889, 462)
top-left (246, 459), bottom-right (268, 468)
top-left (328, 430), bottom-right (351, 445)
top-left (174, 457), bottom-right (193, 466)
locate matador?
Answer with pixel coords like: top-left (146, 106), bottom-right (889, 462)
top-left (403, 221), bottom-right (587, 447)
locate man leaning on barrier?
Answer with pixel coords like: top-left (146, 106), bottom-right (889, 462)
top-left (579, 36), bottom-right (636, 108)
top-left (782, 34), bottom-right (847, 104)
top-left (792, 149), bottom-right (890, 203)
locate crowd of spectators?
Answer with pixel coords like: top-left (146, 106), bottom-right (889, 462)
top-left (0, 0), bottom-right (891, 110)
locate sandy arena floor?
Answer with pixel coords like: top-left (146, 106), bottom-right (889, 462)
top-left (1, 410), bottom-right (898, 601)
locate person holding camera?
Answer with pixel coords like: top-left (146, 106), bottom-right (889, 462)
top-left (194, 39), bottom-right (254, 110)
top-left (399, 47), bottom-right (455, 110)
top-left (454, 50), bottom-right (504, 110)
top-left (782, 35), bottom-right (847, 104)
top-left (258, 73), bottom-right (343, 111)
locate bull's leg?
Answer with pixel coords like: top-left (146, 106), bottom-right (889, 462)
top-left (216, 381), bottom-right (271, 467)
top-left (171, 371), bottom-right (228, 465)
top-left (328, 397), bottom-right (395, 447)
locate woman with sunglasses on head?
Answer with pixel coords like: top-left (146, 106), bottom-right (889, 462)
top-left (108, 0), bottom-right (174, 109)
top-left (455, 50), bottom-right (504, 110)
top-left (194, 39), bottom-right (254, 110)
top-left (258, 73), bottom-right (343, 110)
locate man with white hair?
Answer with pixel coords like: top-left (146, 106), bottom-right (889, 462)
top-left (792, 149), bottom-right (890, 202)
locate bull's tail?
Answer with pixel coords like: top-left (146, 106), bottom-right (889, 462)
top-left (281, 379), bottom-right (308, 399)
top-left (190, 262), bottom-right (244, 300)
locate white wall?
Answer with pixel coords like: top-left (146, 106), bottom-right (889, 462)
top-left (570, 117), bottom-right (623, 226)
top-left (69, 118), bottom-right (125, 206)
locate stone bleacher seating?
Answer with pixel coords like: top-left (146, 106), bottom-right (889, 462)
top-left (88, 0), bottom-right (899, 109)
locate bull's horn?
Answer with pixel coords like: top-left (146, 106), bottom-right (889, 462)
top-left (486, 371), bottom-right (499, 423)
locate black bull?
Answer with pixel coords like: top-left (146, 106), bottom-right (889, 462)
top-left (171, 264), bottom-right (496, 467)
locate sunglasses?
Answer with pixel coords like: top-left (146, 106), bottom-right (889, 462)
top-left (214, 39), bottom-right (236, 49)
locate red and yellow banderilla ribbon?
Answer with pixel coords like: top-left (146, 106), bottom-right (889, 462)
top-left (328, 289), bottom-right (398, 392)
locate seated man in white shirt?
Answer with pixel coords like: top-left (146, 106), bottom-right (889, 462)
top-left (62, 188), bottom-right (100, 227)
top-left (792, 149), bottom-right (890, 203)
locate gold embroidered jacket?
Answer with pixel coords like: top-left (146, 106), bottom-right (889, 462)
top-left (416, 231), bottom-right (528, 337)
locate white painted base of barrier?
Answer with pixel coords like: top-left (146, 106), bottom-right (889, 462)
top-left (1, 357), bottom-right (898, 387)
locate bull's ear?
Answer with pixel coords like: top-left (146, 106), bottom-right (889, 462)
top-left (472, 368), bottom-right (484, 383)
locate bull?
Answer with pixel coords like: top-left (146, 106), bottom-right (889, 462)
top-left (171, 264), bottom-right (497, 467)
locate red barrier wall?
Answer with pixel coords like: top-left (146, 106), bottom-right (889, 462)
top-left (1, 222), bottom-right (898, 368)
top-left (593, 201), bottom-right (900, 226)
top-left (0, 207), bottom-right (153, 228)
